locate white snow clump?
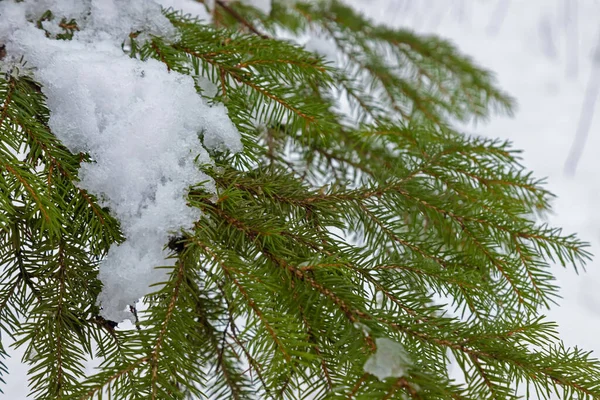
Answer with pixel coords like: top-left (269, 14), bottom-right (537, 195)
top-left (0, 0), bottom-right (242, 322)
top-left (363, 337), bottom-right (412, 381)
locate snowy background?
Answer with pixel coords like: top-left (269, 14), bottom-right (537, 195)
top-left (4, 0), bottom-right (600, 397)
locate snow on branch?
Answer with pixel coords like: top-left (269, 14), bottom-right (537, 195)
top-left (0, 0), bottom-right (242, 321)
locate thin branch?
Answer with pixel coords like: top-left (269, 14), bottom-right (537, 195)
top-left (214, 0), bottom-right (270, 39)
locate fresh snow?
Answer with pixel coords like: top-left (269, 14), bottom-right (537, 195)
top-left (0, 0), bottom-right (242, 322)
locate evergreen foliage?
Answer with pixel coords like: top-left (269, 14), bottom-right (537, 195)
top-left (1, 1), bottom-right (600, 399)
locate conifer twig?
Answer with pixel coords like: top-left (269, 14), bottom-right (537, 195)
top-left (214, 0), bottom-right (270, 39)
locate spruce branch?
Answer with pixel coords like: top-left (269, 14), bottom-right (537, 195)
top-left (215, 0), bottom-right (270, 39)
top-left (1, 1), bottom-right (600, 399)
